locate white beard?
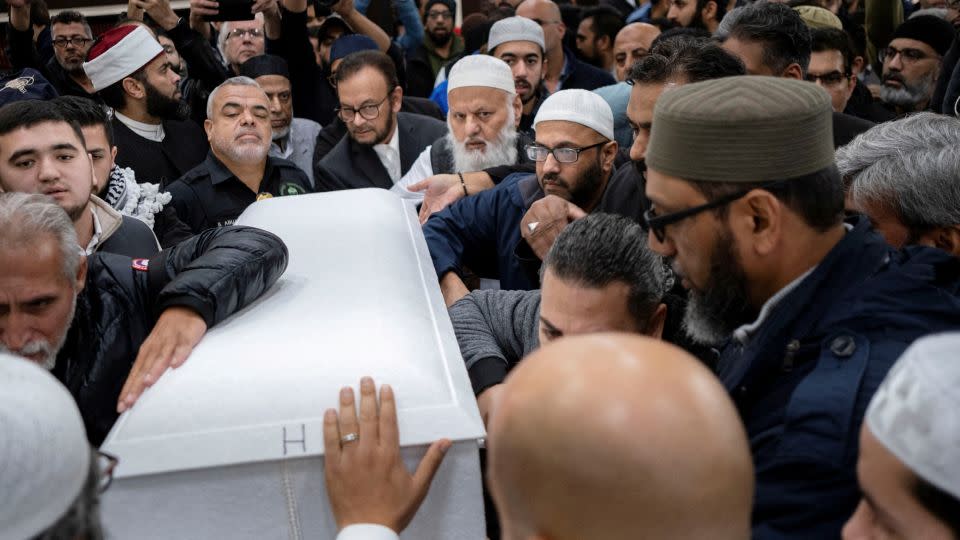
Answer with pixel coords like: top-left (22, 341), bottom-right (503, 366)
top-left (272, 124), bottom-right (291, 141)
top-left (0, 294), bottom-right (76, 370)
top-left (448, 124), bottom-right (519, 173)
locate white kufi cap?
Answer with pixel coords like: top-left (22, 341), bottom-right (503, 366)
top-left (488, 16), bottom-right (546, 52)
top-left (534, 89), bottom-right (614, 141)
top-left (866, 333), bottom-right (960, 500)
top-left (0, 352), bottom-right (91, 539)
top-left (447, 55), bottom-right (516, 95)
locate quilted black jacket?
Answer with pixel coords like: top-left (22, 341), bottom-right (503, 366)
top-left (52, 225), bottom-right (289, 446)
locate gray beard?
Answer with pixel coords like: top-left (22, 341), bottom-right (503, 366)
top-left (880, 73), bottom-right (935, 108)
top-left (272, 125), bottom-right (291, 141)
top-left (0, 294), bottom-right (76, 370)
top-left (447, 125), bottom-right (518, 173)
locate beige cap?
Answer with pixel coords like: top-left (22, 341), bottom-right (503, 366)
top-left (646, 76), bottom-right (835, 183)
top-left (794, 5), bottom-right (844, 30)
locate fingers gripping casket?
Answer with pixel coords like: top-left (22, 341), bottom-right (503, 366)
top-left (100, 189), bottom-right (487, 539)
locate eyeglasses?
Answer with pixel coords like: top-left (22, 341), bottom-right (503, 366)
top-left (97, 451), bottom-right (119, 494)
top-left (879, 46), bottom-right (936, 64)
top-left (525, 142), bottom-right (606, 163)
top-left (336, 93), bottom-right (393, 122)
top-left (226, 28), bottom-right (263, 40)
top-left (426, 10), bottom-right (453, 20)
top-left (805, 70), bottom-right (850, 86)
top-left (644, 179), bottom-right (788, 243)
top-left (53, 36), bottom-right (92, 49)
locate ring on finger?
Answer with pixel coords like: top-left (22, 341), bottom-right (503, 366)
top-left (340, 432), bottom-right (359, 444)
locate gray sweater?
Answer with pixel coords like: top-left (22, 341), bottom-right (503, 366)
top-left (449, 289), bottom-right (542, 395)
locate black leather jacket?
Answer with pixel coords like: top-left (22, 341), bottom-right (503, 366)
top-left (52, 225), bottom-right (289, 445)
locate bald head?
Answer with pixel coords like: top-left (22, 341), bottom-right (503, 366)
top-left (517, 0), bottom-right (565, 53)
top-left (486, 334), bottom-right (753, 540)
top-left (614, 23), bottom-right (661, 81)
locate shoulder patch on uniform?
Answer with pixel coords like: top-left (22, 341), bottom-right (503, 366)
top-left (278, 182), bottom-right (307, 196)
top-left (132, 258), bottom-right (149, 271)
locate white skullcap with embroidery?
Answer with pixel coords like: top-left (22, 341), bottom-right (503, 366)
top-left (447, 55), bottom-right (516, 95)
top-left (534, 88), bottom-right (615, 141)
top-left (866, 333), bottom-right (960, 500)
top-left (0, 352), bottom-right (91, 539)
top-left (488, 16), bottom-right (546, 52)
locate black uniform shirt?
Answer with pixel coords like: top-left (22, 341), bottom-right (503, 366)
top-left (166, 151), bottom-right (312, 233)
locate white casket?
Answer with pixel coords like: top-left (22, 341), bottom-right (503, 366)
top-left (100, 189), bottom-right (487, 539)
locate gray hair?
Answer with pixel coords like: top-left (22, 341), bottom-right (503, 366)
top-left (217, 14), bottom-right (265, 66)
top-left (836, 112), bottom-right (960, 231)
top-left (206, 76), bottom-right (262, 119)
top-left (544, 213), bottom-right (668, 329)
top-left (35, 451), bottom-right (104, 540)
top-left (0, 193), bottom-right (81, 283)
top-left (909, 7), bottom-right (949, 19)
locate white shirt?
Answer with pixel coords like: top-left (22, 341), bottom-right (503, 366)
top-left (391, 145), bottom-right (434, 202)
top-left (373, 125), bottom-right (402, 184)
top-left (114, 111), bottom-right (165, 142)
top-left (335, 524), bottom-right (399, 540)
top-left (83, 206), bottom-right (103, 256)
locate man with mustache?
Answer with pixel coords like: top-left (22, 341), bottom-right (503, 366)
top-left (487, 16), bottom-right (550, 134)
top-left (406, 0), bottom-right (464, 97)
top-left (395, 55), bottom-right (528, 200)
top-left (166, 77), bottom-right (312, 233)
top-left (878, 16), bottom-right (954, 116)
top-left (643, 75), bottom-right (960, 538)
top-left (423, 89), bottom-right (618, 305)
top-left (83, 25), bottom-right (209, 187)
top-left (0, 100), bottom-right (160, 259)
top-left (6, 3), bottom-right (96, 99)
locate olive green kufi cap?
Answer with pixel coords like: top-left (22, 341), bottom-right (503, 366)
top-left (646, 76), bottom-right (835, 183)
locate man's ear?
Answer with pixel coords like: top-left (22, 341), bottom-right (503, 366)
top-left (121, 76), bottom-right (145, 100)
top-left (646, 303), bottom-right (667, 339)
top-left (512, 94), bottom-right (523, 127)
top-left (851, 55), bottom-right (865, 76)
top-left (75, 255), bottom-right (88, 294)
top-left (600, 140), bottom-right (618, 172)
top-left (204, 118), bottom-right (213, 141)
top-left (391, 85), bottom-right (404, 113)
top-left (598, 35), bottom-right (612, 53)
top-left (110, 145), bottom-right (118, 164)
top-left (738, 189), bottom-right (783, 257)
top-left (782, 63), bottom-right (803, 80)
top-left (701, 0), bottom-right (718, 22)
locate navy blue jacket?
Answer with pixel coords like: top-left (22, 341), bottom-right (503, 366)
top-left (559, 46), bottom-right (616, 91)
top-left (423, 169), bottom-right (644, 290)
top-left (718, 218), bottom-right (960, 539)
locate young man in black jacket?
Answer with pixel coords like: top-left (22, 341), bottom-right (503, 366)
top-left (0, 192), bottom-right (288, 446)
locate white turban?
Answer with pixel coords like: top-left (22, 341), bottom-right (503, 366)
top-left (866, 333), bottom-right (960, 500)
top-left (447, 55), bottom-right (516, 95)
top-left (534, 88), bottom-right (615, 141)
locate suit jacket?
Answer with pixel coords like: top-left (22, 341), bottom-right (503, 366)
top-left (270, 117), bottom-right (323, 187)
top-left (112, 117), bottom-right (210, 187)
top-left (315, 112), bottom-right (446, 191)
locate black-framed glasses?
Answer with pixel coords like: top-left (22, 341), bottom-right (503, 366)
top-left (805, 71), bottom-right (850, 86)
top-left (226, 28), bottom-right (263, 40)
top-left (53, 36), bottom-right (92, 49)
top-left (644, 179), bottom-right (788, 243)
top-left (97, 450), bottom-right (119, 494)
top-left (879, 46), bottom-right (936, 64)
top-left (426, 10), bottom-right (453, 20)
top-left (525, 142), bottom-right (606, 163)
top-left (335, 93), bottom-right (392, 122)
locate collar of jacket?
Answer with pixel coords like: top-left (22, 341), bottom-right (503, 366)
top-left (88, 194), bottom-right (124, 246)
top-left (204, 151), bottom-right (276, 186)
top-left (716, 217), bottom-right (893, 391)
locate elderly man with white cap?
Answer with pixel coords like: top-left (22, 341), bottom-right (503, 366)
top-left (0, 352), bottom-right (104, 539)
top-left (842, 333), bottom-right (960, 539)
top-left (394, 55), bottom-right (526, 201)
top-left (423, 88), bottom-right (618, 306)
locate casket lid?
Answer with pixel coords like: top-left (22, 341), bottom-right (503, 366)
top-left (102, 190), bottom-right (485, 478)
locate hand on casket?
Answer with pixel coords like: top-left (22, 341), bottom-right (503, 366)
top-left (324, 377), bottom-right (452, 534)
top-left (117, 306), bottom-right (208, 413)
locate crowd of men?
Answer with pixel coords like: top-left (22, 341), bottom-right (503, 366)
top-left (2, 0), bottom-right (960, 538)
